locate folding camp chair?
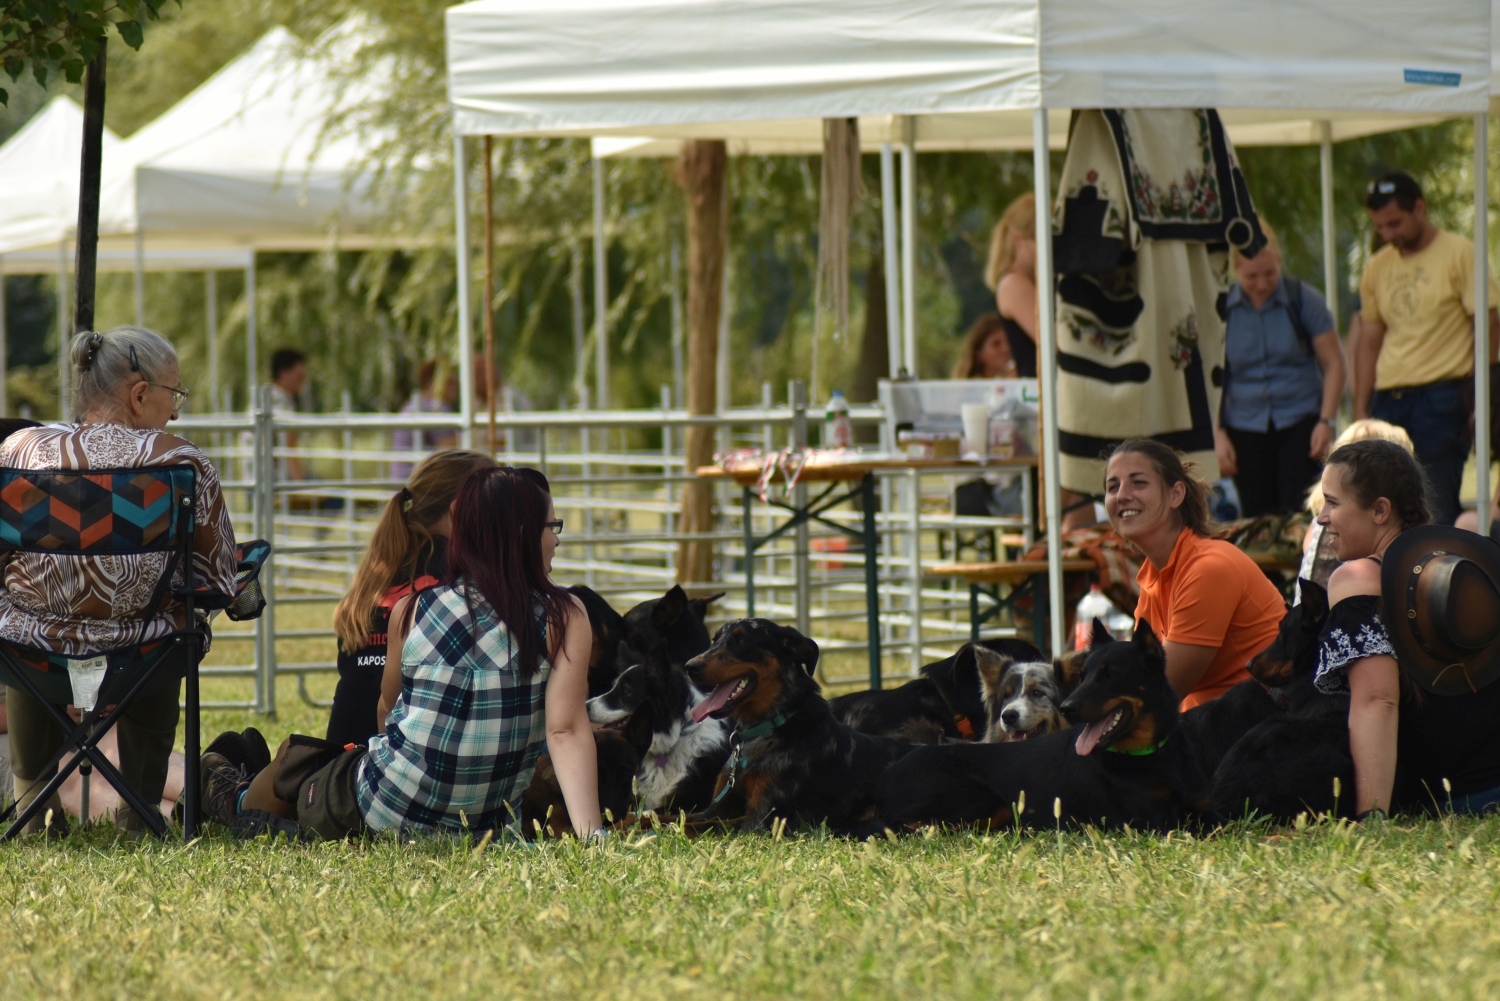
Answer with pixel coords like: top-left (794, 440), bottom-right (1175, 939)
top-left (0, 465), bottom-right (270, 841)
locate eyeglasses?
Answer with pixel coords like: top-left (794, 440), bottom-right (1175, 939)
top-left (544, 519), bottom-right (564, 536)
top-left (147, 383), bottom-right (190, 410)
top-left (1367, 179), bottom-right (1399, 195)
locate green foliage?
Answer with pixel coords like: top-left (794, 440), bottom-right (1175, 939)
top-left (0, 0), bottom-right (172, 105)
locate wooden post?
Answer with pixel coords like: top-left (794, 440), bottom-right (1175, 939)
top-left (673, 140), bottom-right (728, 586)
top-left (73, 41), bottom-right (106, 335)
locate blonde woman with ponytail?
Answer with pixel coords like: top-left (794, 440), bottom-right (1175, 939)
top-left (325, 450), bottom-right (496, 745)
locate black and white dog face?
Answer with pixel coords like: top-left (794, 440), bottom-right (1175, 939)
top-left (976, 647), bottom-right (1083, 742)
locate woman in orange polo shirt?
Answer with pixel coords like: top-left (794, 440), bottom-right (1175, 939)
top-left (1103, 440), bottom-right (1285, 709)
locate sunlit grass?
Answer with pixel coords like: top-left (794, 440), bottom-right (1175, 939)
top-left (3, 810), bottom-right (1498, 1000)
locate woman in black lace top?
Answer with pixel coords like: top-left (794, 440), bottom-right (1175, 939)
top-left (1315, 440), bottom-right (1500, 816)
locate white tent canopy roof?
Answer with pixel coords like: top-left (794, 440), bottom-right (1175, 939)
top-left (449, 0), bottom-right (1491, 146)
top-left (0, 96), bottom-right (121, 255)
top-left (96, 24), bottom-right (395, 253)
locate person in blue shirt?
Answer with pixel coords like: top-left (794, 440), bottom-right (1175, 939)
top-left (1214, 223), bottom-right (1346, 516)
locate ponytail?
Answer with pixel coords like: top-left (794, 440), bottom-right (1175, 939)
top-left (333, 450), bottom-right (496, 649)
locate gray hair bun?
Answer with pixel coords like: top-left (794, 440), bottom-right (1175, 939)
top-left (72, 330), bottom-right (105, 372)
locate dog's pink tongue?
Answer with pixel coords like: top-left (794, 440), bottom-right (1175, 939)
top-left (691, 681), bottom-right (738, 723)
top-left (1074, 715), bottom-right (1113, 756)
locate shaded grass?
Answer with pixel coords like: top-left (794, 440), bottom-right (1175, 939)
top-left (3, 812), bottom-right (1499, 1000)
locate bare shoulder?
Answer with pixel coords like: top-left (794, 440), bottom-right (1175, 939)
top-left (563, 591), bottom-right (588, 624)
top-left (1328, 558), bottom-right (1381, 604)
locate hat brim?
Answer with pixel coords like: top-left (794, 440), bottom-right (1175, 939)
top-left (1381, 526), bottom-right (1500, 696)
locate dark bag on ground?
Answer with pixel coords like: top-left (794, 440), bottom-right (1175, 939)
top-left (272, 734), bottom-right (349, 802)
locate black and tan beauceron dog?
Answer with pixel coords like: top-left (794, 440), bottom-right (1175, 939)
top-left (684, 618), bottom-right (915, 833)
top-left (829, 639), bottom-right (1051, 742)
top-left (871, 619), bottom-right (1213, 833)
top-left (587, 641), bottom-right (731, 814)
top-left (1209, 579), bottom-right (1355, 820)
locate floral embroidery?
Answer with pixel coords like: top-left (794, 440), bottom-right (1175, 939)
top-left (1117, 111), bottom-right (1224, 226)
top-left (1169, 312), bottom-right (1199, 371)
top-left (1315, 620), bottom-right (1395, 695)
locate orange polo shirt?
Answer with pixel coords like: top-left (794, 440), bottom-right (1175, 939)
top-left (1134, 528), bottom-right (1284, 711)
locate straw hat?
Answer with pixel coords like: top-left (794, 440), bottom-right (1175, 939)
top-left (1382, 526), bottom-right (1500, 696)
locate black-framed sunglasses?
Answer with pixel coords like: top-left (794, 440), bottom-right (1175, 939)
top-left (147, 382), bottom-right (190, 410)
top-left (544, 519), bottom-right (564, 536)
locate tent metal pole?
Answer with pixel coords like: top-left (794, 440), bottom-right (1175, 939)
top-left (1318, 121), bottom-right (1340, 327)
top-left (1033, 108), bottom-right (1064, 656)
top-left (57, 238), bottom-right (68, 420)
top-left (670, 237), bottom-right (684, 408)
top-left (593, 156), bottom-right (609, 409)
top-left (899, 118), bottom-right (917, 376)
top-left (0, 253), bottom-right (7, 416)
top-left (1475, 112), bottom-right (1491, 536)
top-left (880, 141), bottom-right (902, 379)
top-left (133, 229), bottom-right (145, 328)
top-left (483, 135), bottom-right (498, 457)
top-left (717, 192), bottom-right (731, 417)
top-left (570, 239), bottom-right (586, 404)
top-left (453, 133), bottom-right (474, 450)
top-left (206, 271), bottom-right (218, 413)
top-left (245, 256), bottom-right (257, 412)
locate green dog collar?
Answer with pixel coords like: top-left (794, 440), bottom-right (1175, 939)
top-left (1105, 735), bottom-right (1168, 756)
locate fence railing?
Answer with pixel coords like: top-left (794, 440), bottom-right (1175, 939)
top-left (171, 381), bottom-right (1034, 716)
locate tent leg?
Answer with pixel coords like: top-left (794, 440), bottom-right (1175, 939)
top-left (670, 237), bottom-right (684, 408)
top-left (593, 155), bottom-right (609, 409)
top-left (0, 253), bottom-right (7, 417)
top-left (899, 119), bottom-right (917, 376)
top-left (206, 271), bottom-right (218, 413)
top-left (133, 229), bottom-right (145, 328)
top-left (1476, 112), bottom-right (1491, 537)
top-left (1318, 122), bottom-right (1340, 327)
top-left (571, 240), bottom-right (586, 404)
top-left (483, 135), bottom-right (498, 456)
top-left (245, 256), bottom-right (257, 410)
top-left (453, 132), bottom-right (474, 450)
top-left (880, 142), bottom-right (902, 379)
top-left (1033, 108), bottom-right (1064, 657)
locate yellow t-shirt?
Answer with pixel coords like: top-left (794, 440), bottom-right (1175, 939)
top-left (1359, 230), bottom-right (1500, 390)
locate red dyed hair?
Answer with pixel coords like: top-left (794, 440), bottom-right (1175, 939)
top-left (445, 466), bottom-right (570, 677)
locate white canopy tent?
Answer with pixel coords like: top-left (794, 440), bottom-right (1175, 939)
top-left (448, 0), bottom-right (1493, 655)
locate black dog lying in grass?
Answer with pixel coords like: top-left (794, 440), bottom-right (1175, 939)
top-left (587, 641), bottom-right (730, 815)
top-left (829, 638), bottom-right (1048, 742)
top-left (1210, 579), bottom-right (1355, 820)
top-left (685, 618), bottom-right (914, 834)
top-left (870, 619), bottom-right (1213, 833)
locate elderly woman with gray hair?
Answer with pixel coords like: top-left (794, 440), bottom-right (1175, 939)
top-left (2, 327), bottom-right (236, 836)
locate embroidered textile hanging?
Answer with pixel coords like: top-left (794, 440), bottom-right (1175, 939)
top-left (1051, 109), bottom-right (1265, 493)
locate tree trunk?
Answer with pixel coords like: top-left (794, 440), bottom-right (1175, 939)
top-left (73, 41), bottom-right (106, 335)
top-left (674, 140), bottom-right (727, 585)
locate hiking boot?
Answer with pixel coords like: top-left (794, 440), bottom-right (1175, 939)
top-left (200, 752), bottom-right (249, 826)
top-left (115, 804), bottom-right (169, 840)
top-left (232, 808), bottom-right (306, 842)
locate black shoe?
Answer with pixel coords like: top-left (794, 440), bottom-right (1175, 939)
top-left (240, 727), bottom-right (272, 774)
top-left (200, 752), bottom-right (249, 826)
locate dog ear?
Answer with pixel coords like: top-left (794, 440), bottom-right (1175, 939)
top-left (652, 585), bottom-right (689, 628)
top-left (1090, 617), bottom-right (1114, 649)
top-left (1133, 618), bottom-right (1165, 661)
top-left (778, 625), bottom-right (820, 677)
top-left (972, 646), bottom-right (1009, 693)
top-left (1298, 578), bottom-right (1330, 624)
top-left (1052, 649), bottom-right (1087, 694)
top-left (688, 592), bottom-right (726, 622)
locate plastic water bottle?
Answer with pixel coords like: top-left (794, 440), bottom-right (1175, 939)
top-left (1073, 583), bottom-right (1120, 650)
top-left (825, 390), bottom-right (852, 448)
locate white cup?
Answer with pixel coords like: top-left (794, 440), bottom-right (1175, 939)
top-left (961, 403), bottom-right (990, 457)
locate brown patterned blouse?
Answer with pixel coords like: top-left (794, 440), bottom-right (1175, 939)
top-left (0, 423), bottom-right (238, 656)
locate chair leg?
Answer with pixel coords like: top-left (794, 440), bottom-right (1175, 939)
top-left (183, 646), bottom-right (201, 841)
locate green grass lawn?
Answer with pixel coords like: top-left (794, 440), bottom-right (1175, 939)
top-left (4, 808), bottom-right (1500, 999)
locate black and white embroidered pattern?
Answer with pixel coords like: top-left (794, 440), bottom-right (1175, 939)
top-left (1315, 595), bottom-right (1394, 694)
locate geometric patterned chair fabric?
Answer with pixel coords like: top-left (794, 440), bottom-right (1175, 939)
top-left (0, 464), bottom-right (215, 841)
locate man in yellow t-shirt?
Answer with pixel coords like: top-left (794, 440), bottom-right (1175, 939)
top-left (1354, 171), bottom-right (1500, 526)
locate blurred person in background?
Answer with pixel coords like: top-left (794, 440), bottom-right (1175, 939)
top-left (1214, 221), bottom-right (1345, 516)
top-left (952, 313), bottom-right (1018, 379)
top-left (983, 194), bottom-right (1039, 379)
top-left (391, 360), bottom-right (460, 481)
top-left (1353, 171), bottom-right (1500, 525)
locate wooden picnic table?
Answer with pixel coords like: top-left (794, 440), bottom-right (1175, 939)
top-left (695, 453), bottom-right (1041, 686)
top-left (930, 559), bottom-right (1096, 649)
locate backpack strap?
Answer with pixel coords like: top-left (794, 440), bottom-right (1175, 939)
top-left (1282, 277), bottom-right (1314, 355)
